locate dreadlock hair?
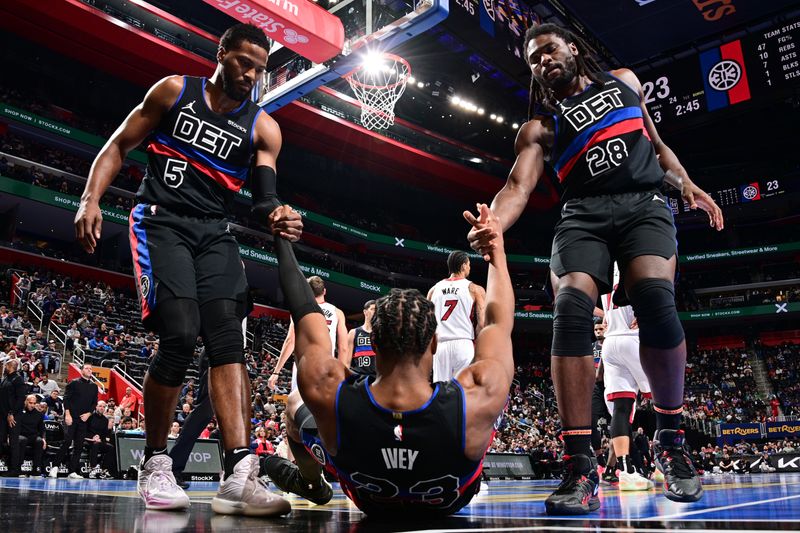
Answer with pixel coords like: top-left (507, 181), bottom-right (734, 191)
top-left (447, 251), bottom-right (469, 276)
top-left (370, 289), bottom-right (437, 362)
top-left (219, 23), bottom-right (272, 55)
top-left (523, 23), bottom-right (604, 119)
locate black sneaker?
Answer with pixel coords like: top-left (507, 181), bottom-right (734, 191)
top-left (601, 467), bottom-right (619, 486)
top-left (545, 454), bottom-right (600, 515)
top-left (653, 429), bottom-right (703, 503)
top-left (172, 470), bottom-right (190, 490)
top-left (262, 455), bottom-right (333, 505)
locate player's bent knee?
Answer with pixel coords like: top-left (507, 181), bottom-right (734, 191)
top-left (149, 323), bottom-right (198, 387)
top-left (551, 287), bottom-right (595, 356)
top-left (201, 300), bottom-right (245, 367)
top-left (610, 397), bottom-right (634, 438)
top-left (627, 278), bottom-right (684, 349)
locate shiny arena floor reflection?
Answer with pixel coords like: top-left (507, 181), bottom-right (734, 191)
top-left (2, 473), bottom-right (800, 531)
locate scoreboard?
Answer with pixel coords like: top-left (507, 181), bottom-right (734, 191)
top-left (666, 176), bottom-right (795, 217)
top-left (641, 17), bottom-right (800, 129)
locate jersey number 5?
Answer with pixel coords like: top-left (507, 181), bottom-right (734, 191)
top-left (164, 158), bottom-right (187, 188)
top-left (441, 299), bottom-right (458, 321)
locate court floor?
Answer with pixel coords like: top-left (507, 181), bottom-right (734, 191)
top-left (1, 473), bottom-right (800, 531)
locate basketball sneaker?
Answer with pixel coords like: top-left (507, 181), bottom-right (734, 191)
top-left (652, 468), bottom-right (665, 483)
top-left (619, 470), bottom-right (654, 491)
top-left (544, 454), bottom-right (600, 515)
top-left (653, 429), bottom-right (703, 502)
top-left (211, 454), bottom-right (291, 516)
top-left (137, 454), bottom-right (191, 510)
top-left (262, 455), bottom-right (333, 505)
top-left (601, 468), bottom-right (619, 486)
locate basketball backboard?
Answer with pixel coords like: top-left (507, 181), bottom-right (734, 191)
top-left (256, 0), bottom-right (448, 112)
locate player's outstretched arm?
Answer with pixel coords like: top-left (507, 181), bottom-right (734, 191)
top-left (469, 121), bottom-right (546, 260)
top-left (614, 68), bottom-right (724, 231)
top-left (340, 328), bottom-right (356, 369)
top-left (268, 320), bottom-right (295, 391)
top-left (274, 232), bottom-right (348, 452)
top-left (76, 76), bottom-right (183, 253)
top-left (457, 204), bottom-right (515, 461)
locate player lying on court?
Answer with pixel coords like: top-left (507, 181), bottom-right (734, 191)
top-left (262, 204), bottom-right (513, 517)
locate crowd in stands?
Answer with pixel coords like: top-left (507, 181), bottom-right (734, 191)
top-left (764, 343), bottom-right (800, 417)
top-left (5, 262), bottom-right (800, 480)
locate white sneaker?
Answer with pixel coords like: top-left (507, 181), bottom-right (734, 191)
top-left (67, 472), bottom-right (84, 480)
top-left (137, 454), bottom-right (190, 511)
top-left (89, 466), bottom-right (101, 479)
top-left (48, 466), bottom-right (59, 478)
top-left (619, 470), bottom-right (654, 491)
top-left (211, 454), bottom-right (291, 517)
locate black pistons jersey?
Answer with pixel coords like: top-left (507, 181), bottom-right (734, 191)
top-left (137, 76), bottom-right (263, 217)
top-left (543, 72), bottom-right (664, 201)
top-left (330, 375), bottom-right (484, 516)
top-left (350, 327), bottom-right (376, 377)
top-left (592, 340), bottom-right (603, 370)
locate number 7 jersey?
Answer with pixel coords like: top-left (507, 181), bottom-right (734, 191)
top-left (540, 71), bottom-right (665, 201)
top-left (429, 277), bottom-right (476, 342)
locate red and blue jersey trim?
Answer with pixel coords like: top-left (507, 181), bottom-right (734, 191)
top-left (554, 107), bottom-right (649, 182)
top-left (129, 204), bottom-right (156, 321)
top-left (147, 132), bottom-right (248, 191)
top-left (354, 345), bottom-right (376, 357)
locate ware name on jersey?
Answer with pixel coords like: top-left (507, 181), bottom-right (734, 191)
top-left (430, 278), bottom-right (475, 342)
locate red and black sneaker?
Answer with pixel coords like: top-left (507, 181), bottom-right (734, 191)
top-left (653, 429), bottom-right (703, 503)
top-left (545, 454), bottom-right (600, 515)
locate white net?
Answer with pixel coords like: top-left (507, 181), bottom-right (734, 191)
top-left (345, 53), bottom-right (410, 130)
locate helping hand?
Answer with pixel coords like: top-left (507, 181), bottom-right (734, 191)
top-left (464, 203), bottom-right (505, 264)
top-left (682, 178), bottom-right (724, 231)
top-left (269, 205), bottom-right (303, 242)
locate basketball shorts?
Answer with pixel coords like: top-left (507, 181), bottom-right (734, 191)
top-left (602, 335), bottom-right (651, 416)
top-left (433, 339), bottom-right (474, 382)
top-left (550, 190), bottom-right (677, 296)
top-left (128, 203), bottom-right (248, 329)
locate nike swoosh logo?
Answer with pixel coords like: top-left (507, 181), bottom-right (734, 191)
top-left (652, 194), bottom-right (665, 203)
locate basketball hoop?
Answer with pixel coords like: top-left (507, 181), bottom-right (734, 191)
top-left (345, 53), bottom-right (411, 130)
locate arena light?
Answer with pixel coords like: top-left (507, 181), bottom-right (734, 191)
top-left (490, 113), bottom-right (496, 120)
top-left (417, 81), bottom-right (424, 88)
top-left (496, 116), bottom-right (504, 123)
top-left (477, 108), bottom-right (485, 115)
top-left (451, 96), bottom-right (461, 105)
top-left (362, 51), bottom-right (384, 75)
top-left (407, 75), bottom-right (416, 84)
top-left (512, 122), bottom-right (519, 129)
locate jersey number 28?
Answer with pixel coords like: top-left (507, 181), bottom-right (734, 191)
top-left (586, 138), bottom-right (628, 177)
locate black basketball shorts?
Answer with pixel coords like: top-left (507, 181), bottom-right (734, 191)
top-left (128, 204), bottom-right (248, 328)
top-left (550, 190), bottom-right (678, 295)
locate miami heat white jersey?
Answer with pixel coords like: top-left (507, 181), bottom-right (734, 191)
top-left (430, 277), bottom-right (475, 342)
top-left (601, 264), bottom-right (637, 337)
top-left (319, 301), bottom-right (339, 356)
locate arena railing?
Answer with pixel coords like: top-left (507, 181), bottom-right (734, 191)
top-left (27, 299), bottom-right (44, 330)
top-left (113, 364), bottom-right (143, 392)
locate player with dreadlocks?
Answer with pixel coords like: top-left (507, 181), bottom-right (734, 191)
top-left (263, 204), bottom-right (515, 517)
top-left (468, 23), bottom-right (724, 514)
